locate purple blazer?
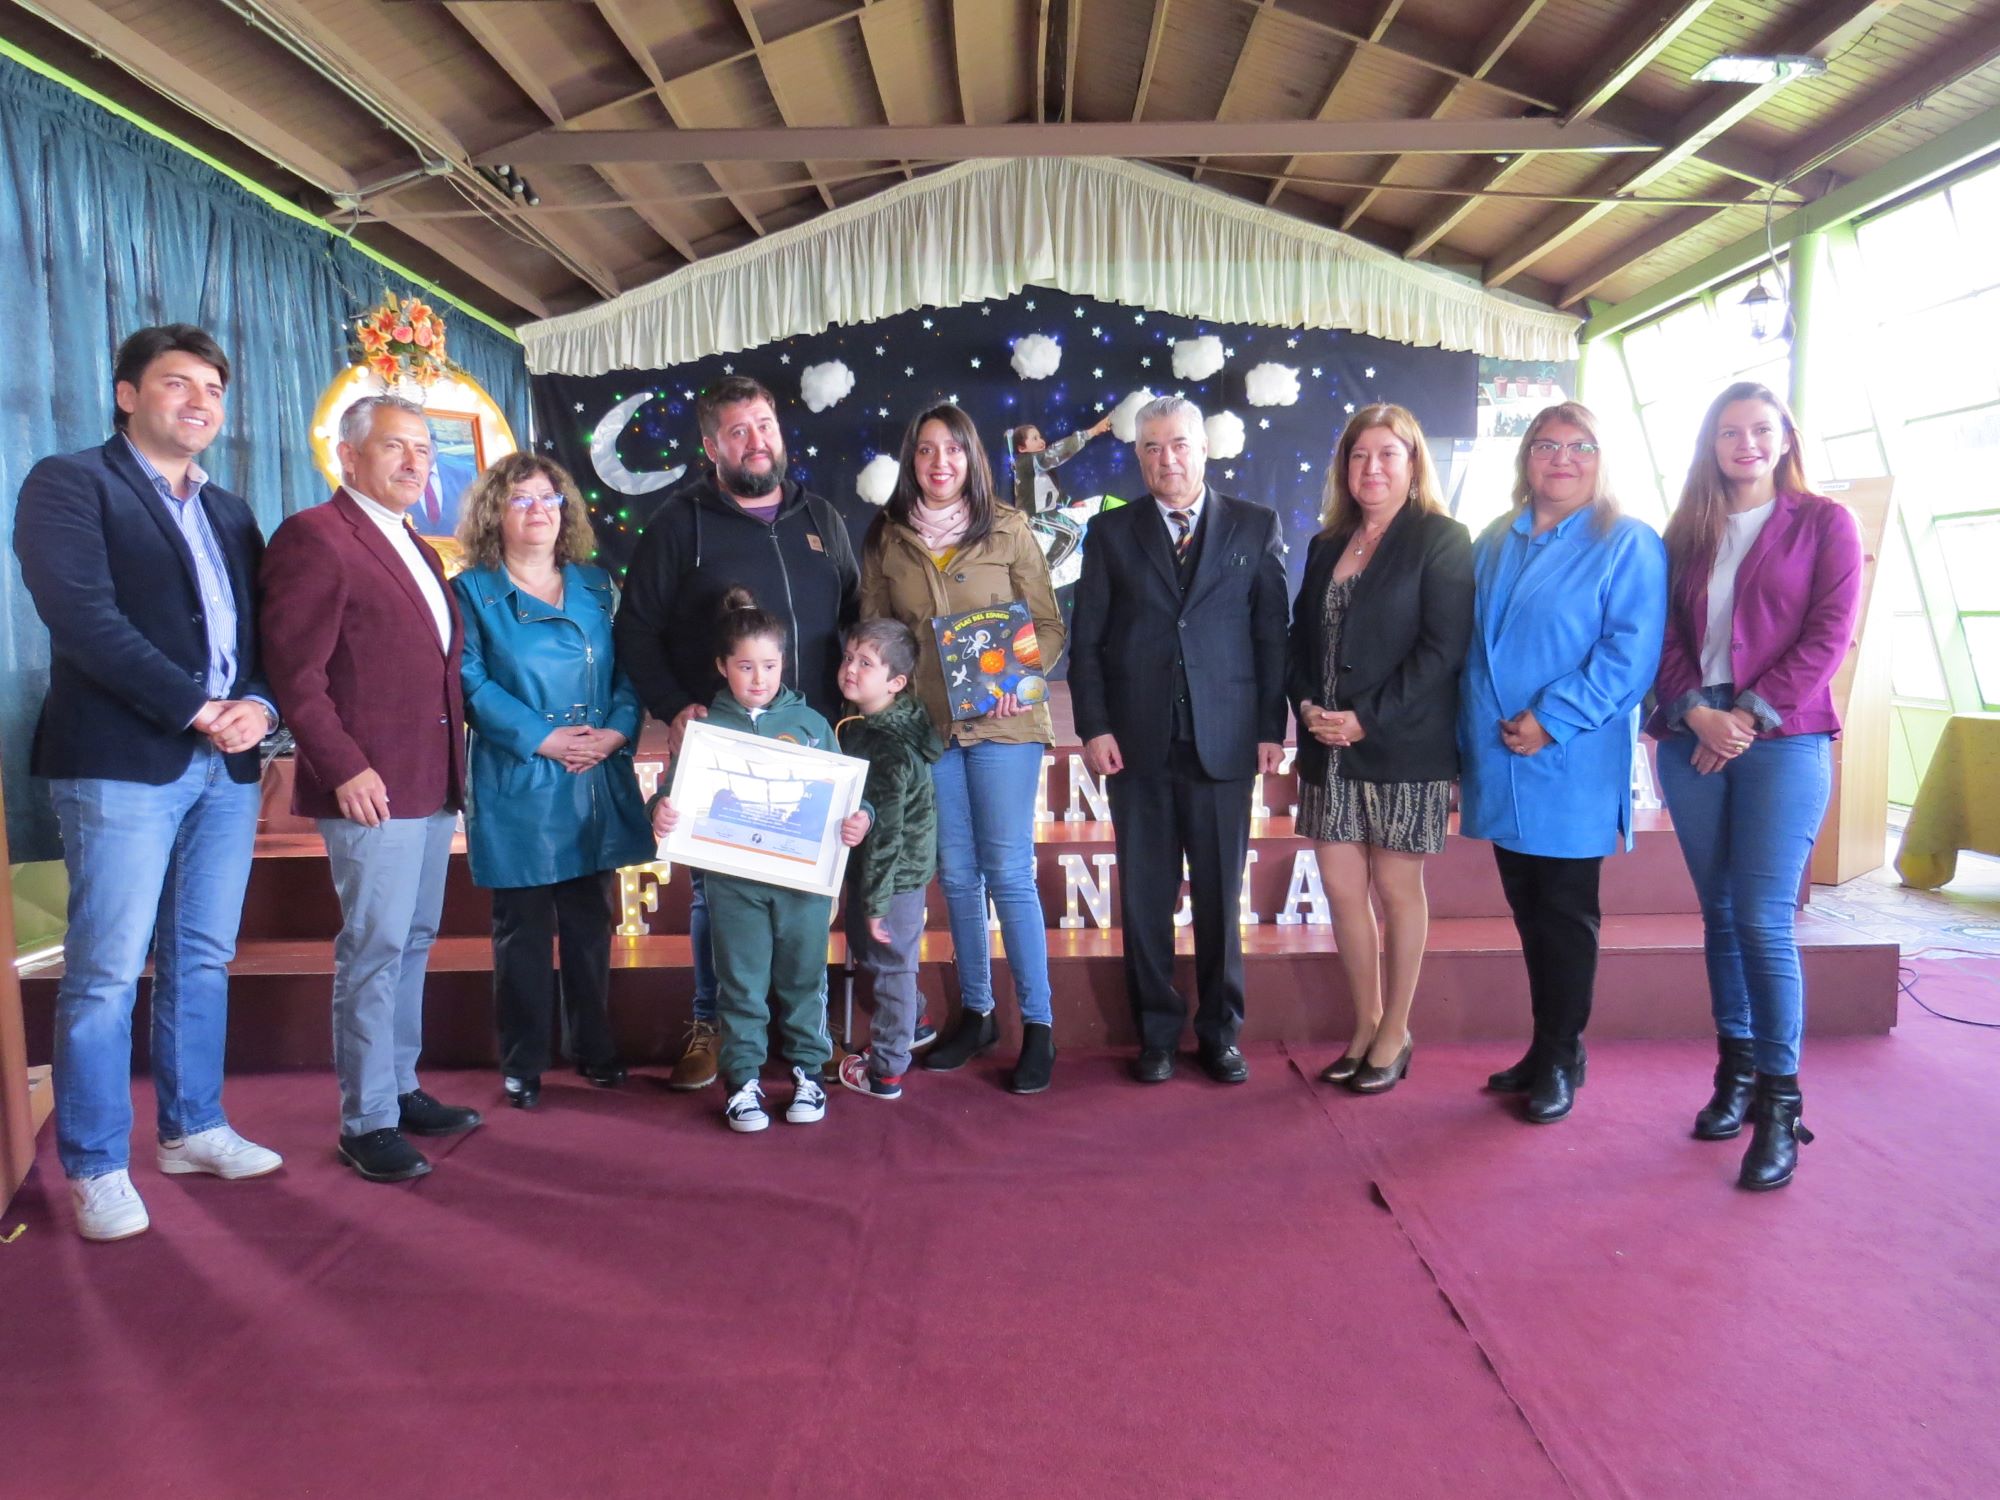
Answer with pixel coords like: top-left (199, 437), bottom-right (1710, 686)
top-left (1647, 491), bottom-right (1862, 741)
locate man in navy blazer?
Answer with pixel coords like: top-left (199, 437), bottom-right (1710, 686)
top-left (13, 324), bottom-right (283, 1242)
top-left (1068, 397), bottom-right (1290, 1084)
top-left (261, 394), bottom-right (481, 1184)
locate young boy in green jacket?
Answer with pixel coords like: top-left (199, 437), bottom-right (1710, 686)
top-left (833, 620), bottom-right (941, 1099)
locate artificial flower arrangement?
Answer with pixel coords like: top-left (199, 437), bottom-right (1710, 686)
top-left (353, 292), bottom-right (457, 388)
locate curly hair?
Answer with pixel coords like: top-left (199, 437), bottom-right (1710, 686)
top-left (455, 451), bottom-right (598, 571)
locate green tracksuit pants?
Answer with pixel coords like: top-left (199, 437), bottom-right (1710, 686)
top-left (706, 873), bottom-right (834, 1088)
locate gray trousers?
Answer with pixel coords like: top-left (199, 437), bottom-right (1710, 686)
top-left (319, 810), bottom-right (456, 1135)
top-left (850, 887), bottom-right (927, 1080)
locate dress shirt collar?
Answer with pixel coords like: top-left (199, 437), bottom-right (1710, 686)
top-left (1152, 485), bottom-right (1207, 532)
top-left (122, 433), bottom-right (208, 503)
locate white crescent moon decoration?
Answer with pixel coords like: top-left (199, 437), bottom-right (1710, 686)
top-left (590, 392), bottom-right (687, 494)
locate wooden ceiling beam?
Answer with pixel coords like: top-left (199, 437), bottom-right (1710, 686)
top-left (1036, 0), bottom-right (1051, 123)
top-left (1193, 3), bottom-right (1274, 183)
top-left (1481, 0), bottom-right (1901, 289)
top-left (1564, 1), bottom-right (1718, 125)
top-left (947, 0), bottom-right (978, 126)
top-left (370, 190), bottom-right (556, 319)
top-left (235, 0), bottom-right (621, 300)
top-left (594, 0), bottom-right (766, 237)
top-left (728, 0), bottom-right (838, 211)
top-left (1062, 0), bottom-right (1081, 124)
top-left (442, 4), bottom-right (698, 265)
top-left (1133, 0), bottom-right (1172, 122)
top-left (1264, 0), bottom-right (1403, 206)
top-left (854, 2), bottom-right (914, 181)
top-left (489, 116), bottom-right (1653, 165)
top-left (1337, 0), bottom-right (1546, 230)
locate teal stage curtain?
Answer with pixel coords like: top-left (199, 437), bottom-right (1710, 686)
top-left (0, 54), bottom-right (531, 859)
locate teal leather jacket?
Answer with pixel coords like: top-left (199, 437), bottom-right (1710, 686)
top-left (452, 562), bottom-right (656, 889)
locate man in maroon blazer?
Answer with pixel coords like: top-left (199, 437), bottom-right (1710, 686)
top-left (260, 395), bottom-right (482, 1182)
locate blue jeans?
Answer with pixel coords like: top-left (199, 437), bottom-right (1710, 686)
top-left (1656, 691), bottom-right (1832, 1075)
top-left (319, 811), bottom-right (456, 1135)
top-left (688, 870), bottom-right (717, 1023)
top-left (49, 747), bottom-right (260, 1180)
top-left (932, 740), bottom-right (1051, 1025)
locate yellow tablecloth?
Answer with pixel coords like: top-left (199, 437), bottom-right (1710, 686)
top-left (1896, 712), bottom-right (2000, 889)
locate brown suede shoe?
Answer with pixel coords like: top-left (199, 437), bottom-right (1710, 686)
top-left (668, 1020), bottom-right (720, 1091)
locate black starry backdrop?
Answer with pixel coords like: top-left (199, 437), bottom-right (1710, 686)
top-left (530, 284), bottom-right (1490, 595)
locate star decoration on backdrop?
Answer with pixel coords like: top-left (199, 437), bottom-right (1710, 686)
top-left (1299, 462), bottom-right (1312, 472)
top-left (1344, 402), bottom-right (1356, 413)
top-left (877, 407), bottom-right (890, 417)
top-left (779, 354), bottom-right (790, 364)
top-left (1365, 367), bottom-right (1376, 378)
top-left (1091, 326), bottom-right (1102, 336)
top-left (1259, 418), bottom-right (1271, 429)
top-left (573, 402), bottom-right (584, 412)
top-left (980, 306), bottom-right (991, 316)
top-left (1286, 337), bottom-right (1299, 348)
top-left (722, 363), bottom-right (734, 373)
top-left (1312, 368), bottom-right (1323, 378)
top-left (948, 393), bottom-right (959, 402)
top-left (681, 389), bottom-right (693, 399)
top-left (1134, 314), bottom-right (1146, 324)
top-left (1074, 308), bottom-right (1085, 318)
top-left (1140, 356), bottom-right (1151, 367)
top-left (970, 357), bottom-right (982, 368)
top-left (922, 318), bottom-right (934, 329)
top-left (806, 445), bottom-right (818, 456)
top-left (875, 345), bottom-right (885, 355)
top-left (1092, 367), bottom-right (1103, 378)
top-left (1224, 468), bottom-right (1235, 479)
top-left (904, 366), bottom-right (915, 376)
top-left (1225, 347), bottom-right (1236, 358)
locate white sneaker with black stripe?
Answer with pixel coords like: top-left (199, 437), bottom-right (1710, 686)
top-left (724, 1079), bottom-right (769, 1134)
top-left (786, 1065), bottom-right (827, 1124)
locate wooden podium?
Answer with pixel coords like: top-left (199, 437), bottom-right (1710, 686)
top-left (2, 776), bottom-right (54, 1213)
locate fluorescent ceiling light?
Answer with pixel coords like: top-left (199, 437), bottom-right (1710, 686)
top-left (1693, 54), bottom-right (1830, 84)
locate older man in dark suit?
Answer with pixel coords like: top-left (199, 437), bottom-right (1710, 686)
top-left (261, 395), bottom-right (481, 1183)
top-left (1069, 396), bottom-right (1290, 1084)
top-left (13, 324), bottom-right (283, 1241)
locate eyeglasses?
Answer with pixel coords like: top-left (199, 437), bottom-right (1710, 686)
top-left (1527, 441), bottom-right (1600, 459)
top-left (506, 492), bottom-right (567, 511)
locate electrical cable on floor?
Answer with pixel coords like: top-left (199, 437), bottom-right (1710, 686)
top-left (1897, 964), bottom-right (2000, 1029)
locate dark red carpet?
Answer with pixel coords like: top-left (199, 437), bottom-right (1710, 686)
top-left (2, 959), bottom-right (1993, 1499)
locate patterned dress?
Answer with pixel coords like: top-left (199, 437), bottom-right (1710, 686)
top-left (1294, 573), bottom-right (1451, 854)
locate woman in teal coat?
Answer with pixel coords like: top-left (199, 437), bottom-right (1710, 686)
top-left (1457, 403), bottom-right (1667, 1124)
top-left (451, 454), bottom-right (656, 1110)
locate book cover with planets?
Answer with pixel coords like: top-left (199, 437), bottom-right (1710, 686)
top-left (932, 601), bottom-right (1048, 721)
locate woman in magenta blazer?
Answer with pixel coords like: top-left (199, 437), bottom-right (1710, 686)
top-left (1648, 381), bottom-right (1861, 1192)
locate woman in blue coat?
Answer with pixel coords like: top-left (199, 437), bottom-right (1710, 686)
top-left (451, 454), bottom-right (656, 1110)
top-left (1458, 403), bottom-right (1667, 1124)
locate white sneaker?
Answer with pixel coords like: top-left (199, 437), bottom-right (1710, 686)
top-left (786, 1065), bottom-right (828, 1125)
top-left (158, 1123), bottom-right (284, 1179)
top-left (71, 1170), bottom-right (150, 1242)
top-left (724, 1079), bottom-right (770, 1134)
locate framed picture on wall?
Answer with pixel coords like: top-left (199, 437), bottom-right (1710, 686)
top-left (660, 721), bottom-right (868, 898)
top-left (419, 408), bottom-right (484, 537)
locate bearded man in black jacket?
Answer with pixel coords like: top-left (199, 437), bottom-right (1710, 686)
top-left (614, 374), bottom-right (859, 1090)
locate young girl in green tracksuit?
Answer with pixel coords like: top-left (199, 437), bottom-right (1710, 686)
top-left (652, 589), bottom-right (871, 1134)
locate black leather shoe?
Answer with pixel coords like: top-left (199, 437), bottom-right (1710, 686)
top-left (1130, 1048), bottom-right (1175, 1084)
top-left (1319, 1049), bottom-right (1368, 1084)
top-left (1486, 1044), bottom-right (1540, 1093)
top-left (1197, 1043), bottom-right (1249, 1085)
top-left (1008, 1022), bottom-right (1056, 1095)
top-left (1524, 1058), bottom-right (1580, 1123)
top-left (337, 1128), bottom-right (431, 1182)
top-left (577, 1060), bottom-right (627, 1089)
top-left (1693, 1036), bottom-right (1757, 1140)
top-left (1347, 1037), bottom-right (1413, 1094)
top-left (397, 1089), bottom-right (484, 1137)
top-left (921, 1008), bottom-right (998, 1072)
top-left (503, 1075), bottom-right (541, 1110)
top-left (1738, 1074), bottom-right (1813, 1191)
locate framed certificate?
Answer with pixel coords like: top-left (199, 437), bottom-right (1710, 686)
top-left (661, 720), bottom-right (868, 898)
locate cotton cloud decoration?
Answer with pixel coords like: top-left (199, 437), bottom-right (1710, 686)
top-left (1011, 334), bottom-right (1062, 380)
top-left (856, 453), bottom-right (900, 508)
top-left (1245, 363), bottom-right (1301, 407)
top-left (1172, 335), bottom-right (1226, 383)
top-left (800, 360), bottom-right (855, 413)
top-left (1204, 411), bottom-right (1246, 460)
top-left (1108, 388), bottom-right (1159, 443)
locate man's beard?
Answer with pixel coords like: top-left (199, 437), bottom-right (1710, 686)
top-left (718, 449), bottom-right (786, 498)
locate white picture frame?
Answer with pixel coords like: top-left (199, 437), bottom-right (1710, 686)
top-left (660, 719), bottom-right (868, 898)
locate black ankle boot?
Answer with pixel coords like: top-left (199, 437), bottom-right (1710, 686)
top-left (1737, 1074), bottom-right (1814, 1191)
top-left (1008, 1022), bottom-right (1056, 1095)
top-left (1524, 1043), bottom-right (1585, 1124)
top-left (1486, 1042), bottom-right (1541, 1093)
top-left (922, 1007), bottom-right (998, 1072)
top-left (1693, 1036), bottom-right (1757, 1140)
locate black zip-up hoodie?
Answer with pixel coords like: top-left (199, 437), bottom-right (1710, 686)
top-left (614, 472), bottom-right (860, 725)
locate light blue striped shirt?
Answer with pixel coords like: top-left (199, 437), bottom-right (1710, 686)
top-left (121, 435), bottom-right (255, 719)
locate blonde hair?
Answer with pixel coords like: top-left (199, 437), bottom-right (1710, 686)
top-left (455, 452), bottom-right (598, 571)
top-left (1663, 382), bottom-right (1812, 602)
top-left (1319, 403), bottom-right (1445, 536)
top-left (1512, 401), bottom-right (1621, 536)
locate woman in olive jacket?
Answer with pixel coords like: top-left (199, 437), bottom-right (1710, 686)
top-left (860, 403), bottom-right (1066, 1094)
top-left (451, 454), bottom-right (656, 1111)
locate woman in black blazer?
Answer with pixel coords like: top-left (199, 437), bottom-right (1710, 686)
top-left (1288, 404), bottom-right (1474, 1093)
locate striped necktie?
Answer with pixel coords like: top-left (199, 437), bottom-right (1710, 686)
top-left (1170, 508), bottom-right (1193, 562)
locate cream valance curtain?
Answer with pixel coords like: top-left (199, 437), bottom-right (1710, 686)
top-left (520, 157), bottom-right (1579, 375)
